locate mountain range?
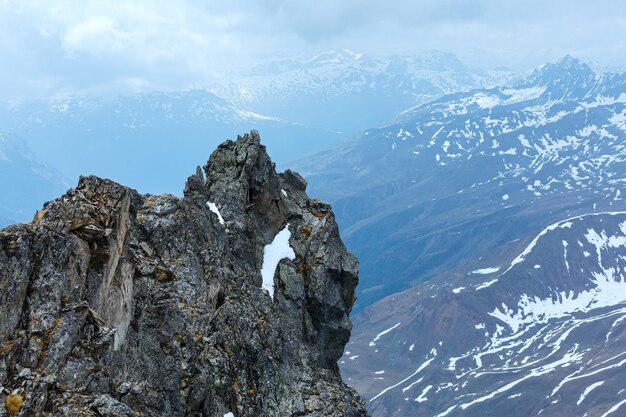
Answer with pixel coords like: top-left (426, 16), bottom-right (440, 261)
top-left (0, 50), bottom-right (511, 223)
top-left (0, 50), bottom-right (511, 217)
top-left (0, 91), bottom-right (341, 197)
top-left (211, 49), bottom-right (515, 134)
top-left (1, 51), bottom-right (625, 416)
top-left (296, 55), bottom-right (626, 310)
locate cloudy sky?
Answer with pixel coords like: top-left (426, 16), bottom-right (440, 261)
top-left (0, 0), bottom-right (624, 100)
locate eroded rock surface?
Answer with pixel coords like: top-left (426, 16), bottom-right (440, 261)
top-left (0, 131), bottom-right (366, 416)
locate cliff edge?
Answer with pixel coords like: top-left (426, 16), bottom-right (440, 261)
top-left (0, 131), bottom-right (367, 416)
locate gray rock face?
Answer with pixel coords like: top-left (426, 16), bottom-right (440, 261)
top-left (0, 131), bottom-right (367, 417)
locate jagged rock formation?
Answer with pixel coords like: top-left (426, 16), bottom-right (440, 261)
top-left (0, 131), bottom-right (367, 417)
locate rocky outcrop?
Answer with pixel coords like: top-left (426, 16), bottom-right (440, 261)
top-left (0, 131), bottom-right (367, 416)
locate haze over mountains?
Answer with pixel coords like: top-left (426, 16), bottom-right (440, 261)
top-left (0, 50), bottom-right (513, 222)
top-left (0, 90), bottom-right (342, 197)
top-left (210, 49), bottom-right (515, 133)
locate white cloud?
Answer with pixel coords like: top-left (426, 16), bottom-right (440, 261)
top-left (63, 17), bottom-right (125, 53)
top-left (0, 0), bottom-right (624, 100)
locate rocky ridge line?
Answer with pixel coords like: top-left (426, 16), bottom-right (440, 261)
top-left (0, 131), bottom-right (367, 416)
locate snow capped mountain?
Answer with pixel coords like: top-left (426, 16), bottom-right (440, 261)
top-left (295, 56), bottom-right (626, 310)
top-left (210, 49), bottom-right (517, 133)
top-left (0, 133), bottom-right (68, 223)
top-left (342, 211), bottom-right (626, 417)
top-left (307, 48), bottom-right (367, 66)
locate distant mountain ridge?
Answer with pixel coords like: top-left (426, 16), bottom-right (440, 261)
top-left (210, 49), bottom-right (516, 133)
top-left (294, 56), bottom-right (626, 309)
top-left (0, 50), bottom-right (514, 209)
top-left (0, 90), bottom-right (343, 196)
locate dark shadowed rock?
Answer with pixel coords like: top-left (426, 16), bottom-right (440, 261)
top-left (0, 131), bottom-right (366, 417)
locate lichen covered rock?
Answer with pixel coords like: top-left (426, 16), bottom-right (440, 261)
top-left (0, 131), bottom-right (366, 416)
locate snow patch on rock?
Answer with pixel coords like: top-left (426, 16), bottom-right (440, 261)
top-left (260, 224), bottom-right (295, 299)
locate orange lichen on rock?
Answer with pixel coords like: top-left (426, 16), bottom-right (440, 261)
top-left (6, 393), bottom-right (23, 415)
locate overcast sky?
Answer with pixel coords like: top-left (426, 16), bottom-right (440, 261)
top-left (0, 0), bottom-right (624, 100)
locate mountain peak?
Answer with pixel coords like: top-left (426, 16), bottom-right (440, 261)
top-left (542, 55), bottom-right (592, 75)
top-left (518, 55), bottom-right (595, 93)
top-left (307, 49), bottom-right (366, 66)
top-left (554, 54), bottom-right (593, 72)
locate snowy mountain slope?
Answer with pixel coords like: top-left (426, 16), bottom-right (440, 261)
top-left (295, 56), bottom-right (626, 310)
top-left (0, 91), bottom-right (342, 195)
top-left (342, 212), bottom-right (626, 417)
top-left (211, 49), bottom-right (517, 133)
top-left (0, 133), bottom-right (69, 223)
